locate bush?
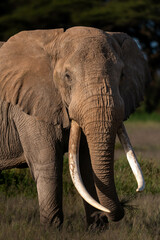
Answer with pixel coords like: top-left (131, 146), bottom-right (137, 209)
top-left (0, 168), bottom-right (37, 197)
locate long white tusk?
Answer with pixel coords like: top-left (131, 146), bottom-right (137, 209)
top-left (69, 120), bottom-right (110, 213)
top-left (117, 123), bottom-right (145, 192)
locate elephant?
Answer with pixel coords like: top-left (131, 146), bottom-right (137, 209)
top-left (0, 27), bottom-right (150, 229)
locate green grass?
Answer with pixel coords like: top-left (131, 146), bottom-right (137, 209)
top-left (0, 155), bottom-right (159, 197)
top-left (128, 110), bottom-right (160, 122)
top-left (115, 157), bottom-right (160, 196)
top-left (0, 157), bottom-right (75, 198)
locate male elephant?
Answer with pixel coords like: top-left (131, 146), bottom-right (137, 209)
top-left (0, 27), bottom-right (150, 229)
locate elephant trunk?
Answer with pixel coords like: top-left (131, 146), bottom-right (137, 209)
top-left (69, 79), bottom-right (125, 221)
top-left (83, 116), bottom-right (124, 221)
top-left (69, 120), bottom-right (111, 213)
top-left (80, 87), bottom-right (124, 221)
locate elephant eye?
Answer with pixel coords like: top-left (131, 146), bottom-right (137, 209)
top-left (65, 73), bottom-right (70, 79)
top-left (64, 72), bottom-right (72, 85)
top-left (120, 71), bottom-right (124, 84)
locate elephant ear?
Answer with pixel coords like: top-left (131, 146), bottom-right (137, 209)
top-left (109, 32), bottom-right (151, 120)
top-left (0, 29), bottom-right (69, 126)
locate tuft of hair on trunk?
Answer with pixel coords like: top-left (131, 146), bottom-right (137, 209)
top-left (120, 196), bottom-right (138, 212)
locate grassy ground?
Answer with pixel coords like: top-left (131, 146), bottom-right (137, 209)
top-left (0, 118), bottom-right (160, 240)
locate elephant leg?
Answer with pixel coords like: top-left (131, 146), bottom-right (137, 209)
top-left (80, 133), bottom-right (109, 230)
top-left (34, 154), bottom-right (63, 228)
top-left (13, 114), bottom-right (63, 228)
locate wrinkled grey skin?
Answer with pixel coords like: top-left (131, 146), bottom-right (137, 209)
top-left (0, 27), bottom-right (150, 229)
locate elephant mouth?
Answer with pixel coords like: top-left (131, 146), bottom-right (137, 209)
top-left (68, 120), bottom-right (145, 215)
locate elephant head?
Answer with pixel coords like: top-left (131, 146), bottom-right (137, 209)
top-left (0, 27), bottom-right (150, 223)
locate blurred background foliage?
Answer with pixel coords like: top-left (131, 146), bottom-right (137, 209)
top-left (0, 0), bottom-right (160, 113)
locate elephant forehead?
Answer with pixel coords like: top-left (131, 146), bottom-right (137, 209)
top-left (58, 38), bottom-right (114, 72)
top-left (63, 38), bottom-right (120, 74)
top-left (58, 27), bottom-right (107, 54)
top-left (60, 35), bottom-right (107, 51)
top-left (59, 29), bottom-right (121, 65)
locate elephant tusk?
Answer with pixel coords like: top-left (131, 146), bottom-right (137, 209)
top-left (69, 120), bottom-right (111, 213)
top-left (117, 123), bottom-right (145, 192)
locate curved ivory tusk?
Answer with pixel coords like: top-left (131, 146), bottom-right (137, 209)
top-left (117, 123), bottom-right (145, 192)
top-left (69, 120), bottom-right (110, 213)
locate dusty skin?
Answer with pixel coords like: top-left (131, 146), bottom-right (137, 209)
top-left (0, 26), bottom-right (151, 229)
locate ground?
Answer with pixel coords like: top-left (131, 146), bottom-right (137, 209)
top-left (0, 120), bottom-right (160, 240)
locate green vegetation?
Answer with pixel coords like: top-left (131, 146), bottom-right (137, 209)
top-left (128, 111), bottom-right (160, 122)
top-left (0, 169), bottom-right (37, 197)
top-left (115, 157), bottom-right (160, 196)
top-left (0, 154), bottom-right (160, 197)
top-left (126, 103), bottom-right (160, 122)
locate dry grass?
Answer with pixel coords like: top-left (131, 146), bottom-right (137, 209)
top-left (0, 121), bottom-right (160, 240)
top-left (0, 194), bottom-right (160, 240)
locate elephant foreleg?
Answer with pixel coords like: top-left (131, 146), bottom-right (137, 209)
top-left (13, 112), bottom-right (64, 228)
top-left (34, 156), bottom-right (63, 227)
